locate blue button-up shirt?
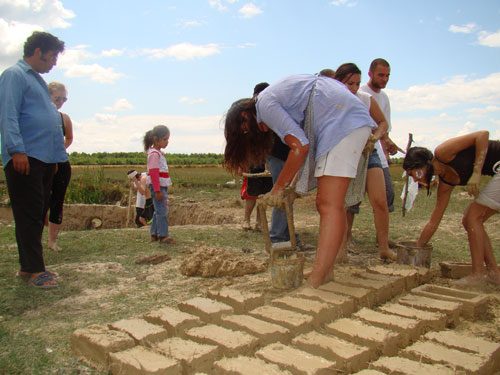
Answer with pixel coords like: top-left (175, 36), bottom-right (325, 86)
top-left (0, 60), bottom-right (68, 167)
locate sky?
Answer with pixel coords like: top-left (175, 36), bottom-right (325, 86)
top-left (1, 0), bottom-right (500, 155)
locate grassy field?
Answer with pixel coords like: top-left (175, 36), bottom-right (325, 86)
top-left (0, 164), bottom-right (499, 374)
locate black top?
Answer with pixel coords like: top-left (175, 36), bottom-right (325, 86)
top-left (437, 140), bottom-right (500, 186)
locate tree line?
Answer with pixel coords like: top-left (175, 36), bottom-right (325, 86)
top-left (67, 152), bottom-right (223, 165)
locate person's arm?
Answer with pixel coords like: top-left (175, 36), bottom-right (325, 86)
top-left (62, 112), bottom-right (73, 149)
top-left (147, 152), bottom-right (163, 200)
top-left (362, 97), bottom-right (388, 155)
top-left (0, 70), bottom-right (29, 174)
top-left (435, 131), bottom-right (489, 197)
top-left (271, 134), bottom-right (309, 194)
top-left (416, 181), bottom-right (454, 246)
top-left (136, 175), bottom-right (147, 196)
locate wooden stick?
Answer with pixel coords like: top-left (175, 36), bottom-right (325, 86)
top-left (402, 133), bottom-right (414, 217)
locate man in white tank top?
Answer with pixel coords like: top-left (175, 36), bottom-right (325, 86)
top-left (360, 58), bottom-right (397, 213)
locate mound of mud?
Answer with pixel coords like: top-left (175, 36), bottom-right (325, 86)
top-left (180, 245), bottom-right (267, 277)
top-left (169, 203), bottom-right (236, 225)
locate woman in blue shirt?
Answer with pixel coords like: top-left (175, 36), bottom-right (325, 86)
top-left (224, 74), bottom-right (384, 288)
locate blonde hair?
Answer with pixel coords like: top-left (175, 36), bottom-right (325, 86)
top-left (48, 81), bottom-right (66, 95)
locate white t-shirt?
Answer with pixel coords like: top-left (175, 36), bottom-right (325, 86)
top-left (134, 172), bottom-right (147, 208)
top-left (360, 84), bottom-right (391, 168)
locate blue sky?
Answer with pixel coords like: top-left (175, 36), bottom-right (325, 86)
top-left (1, 0), bottom-right (500, 155)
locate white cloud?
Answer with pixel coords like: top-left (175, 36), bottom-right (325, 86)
top-left (330, 0), bottom-right (357, 7)
top-left (478, 29), bottom-right (500, 47)
top-left (388, 72), bottom-right (500, 111)
top-left (70, 114), bottom-right (225, 154)
top-left (0, 0), bottom-right (74, 70)
top-left (178, 20), bottom-right (202, 28)
top-left (449, 22), bottom-right (477, 34)
top-left (237, 42), bottom-right (257, 48)
top-left (104, 98), bottom-right (134, 112)
top-left (142, 42), bottom-right (220, 61)
top-left (466, 105), bottom-right (500, 119)
top-left (238, 3), bottom-right (263, 18)
top-left (209, 0), bottom-right (227, 11)
top-left (57, 46), bottom-right (124, 83)
top-left (101, 48), bottom-right (125, 57)
top-left (179, 96), bottom-right (207, 105)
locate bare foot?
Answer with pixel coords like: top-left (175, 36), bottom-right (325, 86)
top-left (48, 242), bottom-right (62, 252)
top-left (452, 274), bottom-right (486, 288)
top-left (241, 220), bottom-right (251, 230)
top-left (379, 250), bottom-right (397, 262)
top-left (486, 270), bottom-right (500, 285)
top-left (336, 247), bottom-right (348, 264)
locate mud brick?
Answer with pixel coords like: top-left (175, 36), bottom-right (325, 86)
top-left (356, 272), bottom-right (406, 298)
top-left (206, 288), bottom-right (264, 313)
top-left (220, 314), bottom-right (291, 345)
top-left (378, 302), bottom-right (447, 332)
top-left (401, 340), bottom-right (492, 374)
top-left (292, 331), bottom-right (375, 374)
top-left (320, 281), bottom-right (375, 309)
top-left (144, 306), bottom-right (203, 337)
top-left (256, 342), bottom-right (337, 375)
top-left (248, 305), bottom-right (313, 333)
top-left (271, 295), bottom-right (332, 326)
top-left (151, 337), bottom-right (218, 374)
top-left (109, 318), bottom-right (168, 345)
top-left (109, 346), bottom-right (181, 375)
top-left (398, 294), bottom-right (462, 327)
top-left (184, 324), bottom-right (258, 357)
top-left (71, 324), bottom-right (136, 369)
top-left (411, 284), bottom-right (490, 319)
top-left (337, 275), bottom-right (393, 304)
top-left (351, 370), bottom-right (386, 375)
top-left (370, 356), bottom-right (455, 375)
top-left (178, 297), bottom-right (233, 323)
top-left (368, 265), bottom-right (419, 290)
top-left (415, 266), bottom-right (438, 284)
top-left (424, 330), bottom-right (500, 366)
top-left (325, 318), bottom-right (404, 356)
top-left (439, 261), bottom-right (473, 279)
top-left (353, 307), bottom-right (422, 344)
top-left (214, 356), bottom-right (293, 375)
top-left (293, 287), bottom-right (355, 318)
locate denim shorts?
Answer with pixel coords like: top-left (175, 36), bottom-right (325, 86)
top-left (367, 148), bottom-right (383, 169)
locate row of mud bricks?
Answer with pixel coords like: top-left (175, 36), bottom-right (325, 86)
top-left (72, 264), bottom-right (500, 375)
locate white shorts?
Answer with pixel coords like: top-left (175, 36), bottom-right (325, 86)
top-left (475, 173), bottom-right (500, 211)
top-left (314, 126), bottom-right (371, 178)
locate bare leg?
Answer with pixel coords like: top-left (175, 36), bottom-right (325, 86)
top-left (48, 222), bottom-right (62, 251)
top-left (309, 176), bottom-right (350, 288)
top-left (462, 202), bottom-right (499, 284)
top-left (242, 199), bottom-right (256, 230)
top-left (366, 168), bottom-right (396, 260)
top-left (346, 210), bottom-right (355, 248)
top-left (336, 208), bottom-right (348, 264)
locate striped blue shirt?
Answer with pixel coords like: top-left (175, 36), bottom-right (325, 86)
top-left (256, 74), bottom-right (374, 161)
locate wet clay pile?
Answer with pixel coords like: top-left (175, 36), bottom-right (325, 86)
top-left (179, 245), bottom-right (267, 277)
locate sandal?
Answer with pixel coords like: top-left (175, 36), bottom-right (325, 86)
top-left (28, 271), bottom-right (58, 289)
top-left (151, 234), bottom-right (158, 242)
top-left (159, 237), bottom-right (176, 244)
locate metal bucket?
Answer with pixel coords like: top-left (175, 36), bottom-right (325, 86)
top-left (396, 241), bottom-right (432, 268)
top-left (270, 250), bottom-right (305, 290)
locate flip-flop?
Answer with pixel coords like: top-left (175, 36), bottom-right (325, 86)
top-left (159, 237), bottom-right (176, 244)
top-left (28, 271), bottom-right (58, 289)
top-left (16, 270), bottom-right (59, 279)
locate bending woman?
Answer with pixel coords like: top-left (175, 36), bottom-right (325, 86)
top-left (403, 131), bottom-right (500, 285)
top-left (47, 82), bottom-right (73, 251)
top-left (224, 74), bottom-right (385, 288)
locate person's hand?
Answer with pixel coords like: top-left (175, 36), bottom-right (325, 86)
top-left (259, 190), bottom-right (285, 208)
top-left (11, 153), bottom-right (29, 175)
top-left (362, 135), bottom-right (378, 157)
top-left (155, 191), bottom-right (163, 201)
top-left (466, 172), bottom-right (481, 197)
top-left (382, 138), bottom-right (405, 156)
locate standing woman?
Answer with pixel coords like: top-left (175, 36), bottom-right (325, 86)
top-left (403, 131), bottom-right (500, 286)
top-left (224, 74), bottom-right (382, 288)
top-left (333, 63), bottom-right (400, 261)
top-left (47, 82), bottom-right (73, 251)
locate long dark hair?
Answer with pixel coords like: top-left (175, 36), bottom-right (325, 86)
top-left (403, 147), bottom-right (435, 195)
top-left (223, 98), bottom-right (274, 175)
top-left (143, 125), bottom-right (170, 151)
